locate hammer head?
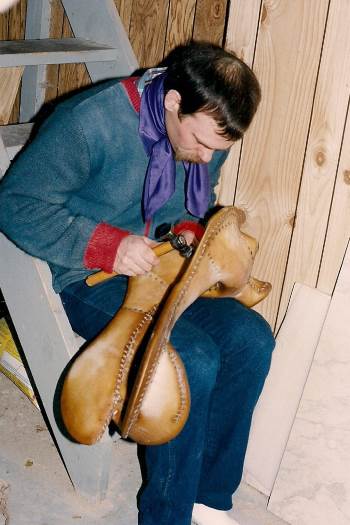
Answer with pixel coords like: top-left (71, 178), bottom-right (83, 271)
top-left (154, 223), bottom-right (194, 258)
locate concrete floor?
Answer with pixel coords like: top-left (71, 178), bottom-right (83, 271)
top-left (0, 371), bottom-right (288, 525)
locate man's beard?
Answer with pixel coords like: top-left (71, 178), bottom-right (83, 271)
top-left (174, 148), bottom-right (205, 164)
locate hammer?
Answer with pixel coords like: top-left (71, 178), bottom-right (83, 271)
top-left (85, 224), bottom-right (194, 287)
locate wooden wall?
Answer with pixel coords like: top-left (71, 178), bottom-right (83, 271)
top-left (219, 0), bottom-right (350, 331)
top-left (1, 0), bottom-right (349, 331)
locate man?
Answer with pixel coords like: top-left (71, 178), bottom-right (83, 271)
top-left (0, 41), bottom-right (274, 525)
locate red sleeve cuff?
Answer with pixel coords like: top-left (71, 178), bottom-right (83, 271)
top-left (84, 223), bottom-right (130, 272)
top-left (173, 221), bottom-right (205, 241)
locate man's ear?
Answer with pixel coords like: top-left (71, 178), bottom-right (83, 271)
top-left (164, 89), bottom-right (181, 113)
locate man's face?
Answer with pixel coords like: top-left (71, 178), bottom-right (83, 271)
top-left (164, 90), bottom-right (234, 164)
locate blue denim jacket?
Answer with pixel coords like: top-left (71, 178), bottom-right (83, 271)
top-left (0, 78), bottom-right (228, 292)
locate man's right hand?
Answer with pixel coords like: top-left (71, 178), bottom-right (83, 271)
top-left (113, 235), bottom-right (159, 276)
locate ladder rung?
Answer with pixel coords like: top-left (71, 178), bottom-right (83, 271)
top-left (0, 38), bottom-right (119, 67)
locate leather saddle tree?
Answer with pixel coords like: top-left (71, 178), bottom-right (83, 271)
top-left (60, 207), bottom-right (271, 445)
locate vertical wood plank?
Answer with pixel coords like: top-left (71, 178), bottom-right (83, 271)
top-left (233, 0), bottom-right (329, 327)
top-left (0, 7), bottom-right (9, 40)
top-left (129, 0), bottom-right (169, 67)
top-left (216, 0), bottom-right (262, 206)
top-left (0, 67), bottom-right (24, 124)
top-left (276, 0), bottom-right (350, 328)
top-left (163, 0), bottom-right (196, 56)
top-left (192, 0), bottom-right (228, 45)
top-left (317, 107), bottom-right (350, 294)
top-left (7, 0), bottom-right (26, 123)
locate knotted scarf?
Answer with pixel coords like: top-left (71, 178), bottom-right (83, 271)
top-left (139, 72), bottom-right (210, 221)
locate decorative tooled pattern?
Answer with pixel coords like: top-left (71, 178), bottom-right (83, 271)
top-left (125, 209), bottom-right (243, 436)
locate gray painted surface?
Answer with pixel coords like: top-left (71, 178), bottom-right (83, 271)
top-left (20, 0), bottom-right (52, 122)
top-left (0, 38), bottom-right (120, 67)
top-left (0, 235), bottom-right (113, 498)
top-left (61, 0), bottom-right (138, 80)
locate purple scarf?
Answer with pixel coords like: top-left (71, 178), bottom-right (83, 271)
top-left (139, 73), bottom-right (210, 221)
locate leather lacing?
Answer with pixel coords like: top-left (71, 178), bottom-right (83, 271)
top-left (125, 208), bottom-right (243, 437)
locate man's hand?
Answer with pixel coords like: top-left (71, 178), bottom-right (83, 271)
top-left (113, 235), bottom-right (159, 276)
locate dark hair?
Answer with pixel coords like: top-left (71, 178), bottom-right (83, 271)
top-left (162, 41), bottom-right (261, 141)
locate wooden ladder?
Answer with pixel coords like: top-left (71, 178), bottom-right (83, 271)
top-left (0, 0), bottom-right (138, 499)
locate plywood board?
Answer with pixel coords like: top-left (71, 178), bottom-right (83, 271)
top-left (269, 241), bottom-right (350, 525)
top-left (277, 0), bottom-right (350, 329)
top-left (233, 0), bottom-right (329, 327)
top-left (244, 282), bottom-right (330, 496)
top-left (217, 0), bottom-right (262, 206)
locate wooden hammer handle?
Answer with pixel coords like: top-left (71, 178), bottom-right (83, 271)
top-left (85, 241), bottom-right (174, 287)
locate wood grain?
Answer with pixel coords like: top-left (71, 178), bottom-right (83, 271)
top-left (216, 0), bottom-right (262, 206)
top-left (0, 67), bottom-right (24, 124)
top-left (129, 0), bottom-right (169, 67)
top-left (193, 0), bottom-right (227, 45)
top-left (7, 0), bottom-right (26, 123)
top-left (276, 0), bottom-right (350, 327)
top-left (317, 107), bottom-right (350, 294)
top-left (164, 0), bottom-right (196, 56)
top-left (234, 0), bottom-right (329, 328)
top-left (114, 0), bottom-right (133, 34)
top-left (0, 5), bottom-right (9, 40)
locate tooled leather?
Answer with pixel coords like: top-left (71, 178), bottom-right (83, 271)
top-left (61, 249), bottom-right (188, 445)
top-left (97, 263), bottom-right (187, 440)
top-left (123, 209), bottom-right (244, 437)
top-left (95, 306), bottom-right (158, 442)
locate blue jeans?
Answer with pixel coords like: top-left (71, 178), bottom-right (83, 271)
top-left (60, 276), bottom-right (274, 525)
